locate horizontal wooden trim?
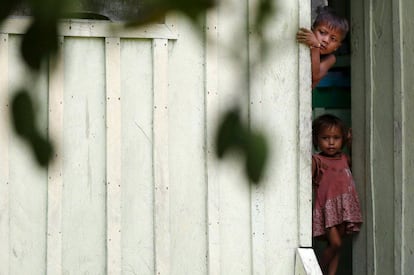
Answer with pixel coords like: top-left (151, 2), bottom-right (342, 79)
top-left (0, 17), bottom-right (178, 39)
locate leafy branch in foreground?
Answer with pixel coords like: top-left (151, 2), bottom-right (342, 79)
top-left (1, 0), bottom-right (274, 183)
top-left (216, 109), bottom-right (268, 183)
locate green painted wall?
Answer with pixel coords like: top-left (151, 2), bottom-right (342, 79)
top-left (351, 0), bottom-right (414, 274)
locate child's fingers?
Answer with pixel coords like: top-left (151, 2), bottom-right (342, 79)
top-left (296, 35), bottom-right (311, 45)
top-left (297, 28), bottom-right (317, 46)
top-left (299, 27), bottom-right (312, 33)
top-left (296, 32), bottom-right (309, 40)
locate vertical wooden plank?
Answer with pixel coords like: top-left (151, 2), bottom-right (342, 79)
top-left (105, 37), bottom-right (122, 275)
top-left (0, 33), bottom-right (10, 275)
top-left (216, 1), bottom-right (252, 273)
top-left (371, 0), bottom-right (395, 274)
top-left (252, 0), bottom-right (302, 272)
top-left (152, 38), bottom-right (170, 275)
top-left (62, 37), bottom-right (106, 274)
top-left (205, 9), bottom-right (221, 275)
top-left (8, 34), bottom-right (48, 275)
top-left (365, 0), bottom-right (377, 273)
top-left (297, 0), bottom-right (312, 247)
top-left (250, 183), bottom-right (265, 275)
top-left (167, 15), bottom-right (207, 274)
top-left (401, 2), bottom-right (414, 274)
top-left (120, 39), bottom-right (154, 275)
top-left (47, 36), bottom-right (64, 275)
top-left (350, 0), bottom-right (370, 273)
top-left (392, 1), bottom-right (403, 274)
top-left (247, 1), bottom-right (265, 274)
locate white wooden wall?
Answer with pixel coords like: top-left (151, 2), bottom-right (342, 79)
top-left (0, 0), bottom-right (313, 274)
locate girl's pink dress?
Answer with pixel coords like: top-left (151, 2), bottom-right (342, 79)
top-left (312, 153), bottom-right (363, 237)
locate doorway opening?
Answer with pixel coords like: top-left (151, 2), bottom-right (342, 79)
top-left (311, 0), bottom-right (352, 274)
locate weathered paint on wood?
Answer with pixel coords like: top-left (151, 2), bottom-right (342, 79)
top-left (295, 248), bottom-right (322, 275)
top-left (401, 1), bottom-right (414, 273)
top-left (0, 18), bottom-right (178, 40)
top-left (168, 15), bottom-right (207, 275)
top-left (206, 8), bottom-right (221, 275)
top-left (0, 33), bottom-right (10, 275)
top-left (0, 0), bottom-right (315, 273)
top-left (7, 35), bottom-right (49, 275)
top-left (62, 37), bottom-right (107, 274)
top-left (47, 36), bottom-right (65, 275)
top-left (298, 0), bottom-right (313, 248)
top-left (120, 38), bottom-right (154, 275)
top-left (106, 36), bottom-right (122, 274)
top-left (351, 0), bottom-right (414, 274)
top-left (153, 38), bottom-right (171, 275)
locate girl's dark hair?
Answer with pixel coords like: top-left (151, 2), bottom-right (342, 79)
top-left (312, 114), bottom-right (348, 150)
top-left (312, 6), bottom-right (349, 39)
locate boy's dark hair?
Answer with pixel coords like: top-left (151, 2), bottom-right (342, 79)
top-left (312, 6), bottom-right (349, 40)
top-left (312, 114), bottom-right (348, 150)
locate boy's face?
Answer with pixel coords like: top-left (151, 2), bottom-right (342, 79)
top-left (313, 23), bottom-right (343, 55)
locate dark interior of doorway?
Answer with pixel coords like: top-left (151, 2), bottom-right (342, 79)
top-left (311, 1), bottom-right (352, 275)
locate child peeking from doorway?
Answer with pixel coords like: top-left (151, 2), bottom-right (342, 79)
top-left (296, 6), bottom-right (349, 89)
top-left (312, 114), bottom-right (362, 275)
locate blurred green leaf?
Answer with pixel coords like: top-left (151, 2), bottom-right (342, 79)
top-left (216, 108), bottom-right (269, 183)
top-left (19, 0), bottom-right (67, 70)
top-left (0, 0), bottom-right (22, 24)
top-left (11, 90), bottom-right (53, 166)
top-left (245, 131), bottom-right (268, 183)
top-left (4, 0), bottom-right (273, 177)
top-left (164, 0), bottom-right (214, 19)
top-left (11, 90), bottom-right (36, 137)
top-left (21, 19), bottom-right (58, 70)
top-left (215, 108), bottom-right (245, 158)
top-left (30, 134), bottom-right (53, 166)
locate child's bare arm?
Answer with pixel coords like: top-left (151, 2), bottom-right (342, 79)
top-left (297, 27), bottom-right (336, 88)
top-left (312, 53), bottom-right (336, 88)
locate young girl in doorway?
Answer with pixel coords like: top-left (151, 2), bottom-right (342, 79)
top-left (312, 114), bottom-right (362, 275)
top-left (296, 6), bottom-right (349, 88)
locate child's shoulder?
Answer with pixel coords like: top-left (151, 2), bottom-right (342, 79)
top-left (321, 53), bottom-right (336, 62)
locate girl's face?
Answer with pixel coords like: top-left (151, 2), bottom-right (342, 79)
top-left (313, 23), bottom-right (343, 55)
top-left (317, 125), bottom-right (343, 156)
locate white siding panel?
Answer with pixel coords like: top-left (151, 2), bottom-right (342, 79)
top-left (297, 0), bottom-right (313, 247)
top-left (62, 37), bottom-right (107, 274)
top-left (168, 16), bottom-right (207, 275)
top-left (8, 35), bottom-right (48, 275)
top-left (106, 37), bottom-right (122, 275)
top-left (152, 38), bottom-right (171, 275)
top-left (47, 36), bottom-right (65, 275)
top-left (249, 0), bottom-right (304, 273)
top-left (215, 1), bottom-right (252, 274)
top-left (206, 9), bottom-right (221, 275)
top-left (0, 33), bottom-right (10, 275)
top-left (120, 39), bottom-right (155, 275)
top-left (0, 2), bottom-right (313, 272)
top-left (248, 1), bottom-right (265, 273)
top-left (0, 18), bottom-right (178, 39)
